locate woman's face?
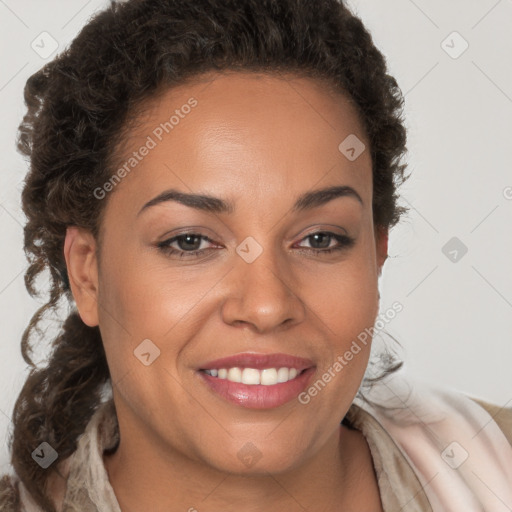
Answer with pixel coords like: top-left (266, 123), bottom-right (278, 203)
top-left (65, 71), bottom-right (388, 474)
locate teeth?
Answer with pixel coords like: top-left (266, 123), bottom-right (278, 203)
top-left (277, 367), bottom-right (289, 383)
top-left (227, 367), bottom-right (242, 383)
top-left (242, 368), bottom-right (260, 385)
top-left (203, 367), bottom-right (303, 385)
top-left (260, 368), bottom-right (277, 385)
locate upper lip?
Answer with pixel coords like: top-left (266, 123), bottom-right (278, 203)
top-left (198, 352), bottom-right (315, 371)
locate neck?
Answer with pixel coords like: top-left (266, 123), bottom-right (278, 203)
top-left (102, 417), bottom-right (377, 512)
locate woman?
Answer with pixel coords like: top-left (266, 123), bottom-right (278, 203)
top-left (1, 0), bottom-right (511, 510)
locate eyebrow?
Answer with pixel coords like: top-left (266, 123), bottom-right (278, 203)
top-left (137, 184), bottom-right (363, 217)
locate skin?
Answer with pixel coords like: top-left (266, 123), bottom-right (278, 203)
top-left (64, 71), bottom-right (388, 512)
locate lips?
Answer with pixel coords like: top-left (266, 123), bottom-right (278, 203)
top-left (196, 352), bottom-right (316, 409)
top-left (198, 352), bottom-right (314, 372)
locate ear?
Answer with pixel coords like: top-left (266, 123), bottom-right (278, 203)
top-left (63, 226), bottom-right (100, 327)
top-left (375, 225), bottom-right (388, 277)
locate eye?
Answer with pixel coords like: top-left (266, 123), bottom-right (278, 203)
top-left (294, 232), bottom-right (355, 255)
top-left (157, 233), bottom-right (217, 259)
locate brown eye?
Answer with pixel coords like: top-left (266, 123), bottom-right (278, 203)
top-left (158, 233), bottom-right (216, 259)
top-left (173, 234), bottom-right (203, 251)
top-left (296, 232), bottom-right (355, 255)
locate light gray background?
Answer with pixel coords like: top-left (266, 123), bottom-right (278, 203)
top-left (1, 0), bottom-right (511, 472)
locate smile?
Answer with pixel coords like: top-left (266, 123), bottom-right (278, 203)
top-left (197, 367), bottom-right (316, 409)
top-left (201, 367), bottom-right (303, 385)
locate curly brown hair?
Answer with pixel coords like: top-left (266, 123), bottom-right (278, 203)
top-left (1, 0), bottom-right (410, 509)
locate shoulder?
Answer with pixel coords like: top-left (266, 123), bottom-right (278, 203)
top-left (0, 400), bottom-right (113, 512)
top-left (0, 473), bottom-right (21, 511)
top-left (0, 459), bottom-right (70, 512)
top-left (467, 395), bottom-right (512, 446)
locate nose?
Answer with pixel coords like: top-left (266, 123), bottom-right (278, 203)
top-left (221, 247), bottom-right (306, 334)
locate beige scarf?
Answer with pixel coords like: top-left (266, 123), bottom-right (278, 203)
top-left (355, 371), bottom-right (512, 511)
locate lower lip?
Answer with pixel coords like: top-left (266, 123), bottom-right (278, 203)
top-left (197, 367), bottom-right (316, 409)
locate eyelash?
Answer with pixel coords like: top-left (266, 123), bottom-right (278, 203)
top-left (157, 231), bottom-right (355, 259)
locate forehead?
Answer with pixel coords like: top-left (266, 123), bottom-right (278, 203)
top-left (107, 71), bottom-right (372, 213)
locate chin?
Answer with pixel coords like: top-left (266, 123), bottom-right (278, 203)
top-left (206, 449), bottom-right (303, 476)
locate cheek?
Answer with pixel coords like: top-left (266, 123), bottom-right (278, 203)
top-left (96, 243), bottom-right (222, 385)
top-left (290, 264), bottom-right (378, 443)
top-left (300, 241), bottom-right (379, 381)
top-left (97, 238), bottom-right (203, 331)
top-left (306, 272), bottom-right (378, 389)
top-left (304, 255), bottom-right (379, 333)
